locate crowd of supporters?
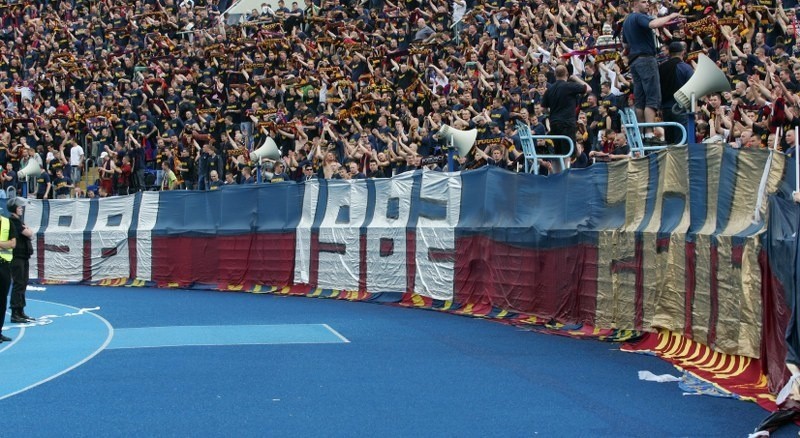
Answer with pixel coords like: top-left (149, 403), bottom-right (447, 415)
top-left (0, 0), bottom-right (798, 196)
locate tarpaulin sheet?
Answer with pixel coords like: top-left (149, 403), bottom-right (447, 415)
top-left (622, 330), bottom-right (777, 410)
top-left (23, 144), bottom-right (800, 394)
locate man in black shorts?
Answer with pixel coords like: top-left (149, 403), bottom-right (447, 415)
top-left (622, 0), bottom-right (681, 142)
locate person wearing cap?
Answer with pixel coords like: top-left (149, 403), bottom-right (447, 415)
top-left (7, 197), bottom-right (33, 323)
top-left (0, 200), bottom-right (17, 342)
top-left (622, 0), bottom-right (682, 142)
top-left (658, 41), bottom-right (694, 144)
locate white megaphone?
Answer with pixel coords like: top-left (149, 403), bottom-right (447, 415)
top-left (674, 54), bottom-right (731, 110)
top-left (17, 159), bottom-right (42, 179)
top-left (250, 137), bottom-right (281, 162)
top-left (437, 125), bottom-right (477, 157)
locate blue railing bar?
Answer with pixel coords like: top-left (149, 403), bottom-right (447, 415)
top-left (622, 121), bottom-right (688, 147)
top-left (528, 135), bottom-right (575, 174)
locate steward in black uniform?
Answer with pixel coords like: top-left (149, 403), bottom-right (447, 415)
top-left (7, 197), bottom-right (33, 323)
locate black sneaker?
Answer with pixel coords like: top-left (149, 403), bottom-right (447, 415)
top-left (19, 312), bottom-right (34, 321)
top-left (10, 314), bottom-right (30, 323)
top-left (0, 334), bottom-right (10, 342)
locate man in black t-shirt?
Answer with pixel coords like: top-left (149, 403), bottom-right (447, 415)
top-left (541, 65), bottom-right (591, 170)
top-left (35, 169), bottom-right (50, 200)
top-left (53, 169), bottom-right (73, 199)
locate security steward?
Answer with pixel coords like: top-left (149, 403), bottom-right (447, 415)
top-left (0, 201), bottom-right (17, 342)
top-left (8, 197), bottom-right (33, 323)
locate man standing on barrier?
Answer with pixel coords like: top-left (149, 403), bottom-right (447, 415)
top-left (541, 65), bottom-right (591, 173)
top-left (7, 197), bottom-right (33, 323)
top-left (0, 200), bottom-right (18, 342)
top-left (622, 0), bottom-right (682, 143)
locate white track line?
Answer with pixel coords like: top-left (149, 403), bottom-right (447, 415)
top-left (0, 300), bottom-right (114, 402)
top-left (323, 323), bottom-right (351, 343)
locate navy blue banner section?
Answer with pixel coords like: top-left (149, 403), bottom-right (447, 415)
top-left (687, 144), bottom-right (709, 239)
top-left (154, 183), bottom-right (305, 236)
top-left (457, 166), bottom-right (610, 248)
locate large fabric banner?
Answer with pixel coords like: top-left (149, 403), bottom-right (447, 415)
top-left (24, 144), bottom-right (800, 392)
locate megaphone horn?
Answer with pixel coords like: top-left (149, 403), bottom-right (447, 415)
top-left (674, 54), bottom-right (731, 109)
top-left (250, 136), bottom-right (281, 162)
top-left (437, 125), bottom-right (477, 157)
top-left (17, 158), bottom-right (42, 179)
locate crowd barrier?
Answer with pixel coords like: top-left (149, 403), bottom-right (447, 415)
top-left (21, 144), bottom-right (800, 393)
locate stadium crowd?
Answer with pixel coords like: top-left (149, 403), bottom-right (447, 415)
top-left (0, 0), bottom-right (797, 196)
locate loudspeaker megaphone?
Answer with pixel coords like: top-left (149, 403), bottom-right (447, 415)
top-left (17, 159), bottom-right (41, 179)
top-left (250, 137), bottom-right (281, 162)
top-left (674, 54), bottom-right (731, 109)
top-left (437, 125), bottom-right (477, 157)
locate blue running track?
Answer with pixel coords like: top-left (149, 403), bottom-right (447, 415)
top-left (0, 285), bottom-right (796, 437)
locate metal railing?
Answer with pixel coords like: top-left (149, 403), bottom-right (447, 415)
top-left (620, 108), bottom-right (688, 157)
top-left (517, 120), bottom-right (575, 175)
top-left (451, 17), bottom-right (464, 44)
